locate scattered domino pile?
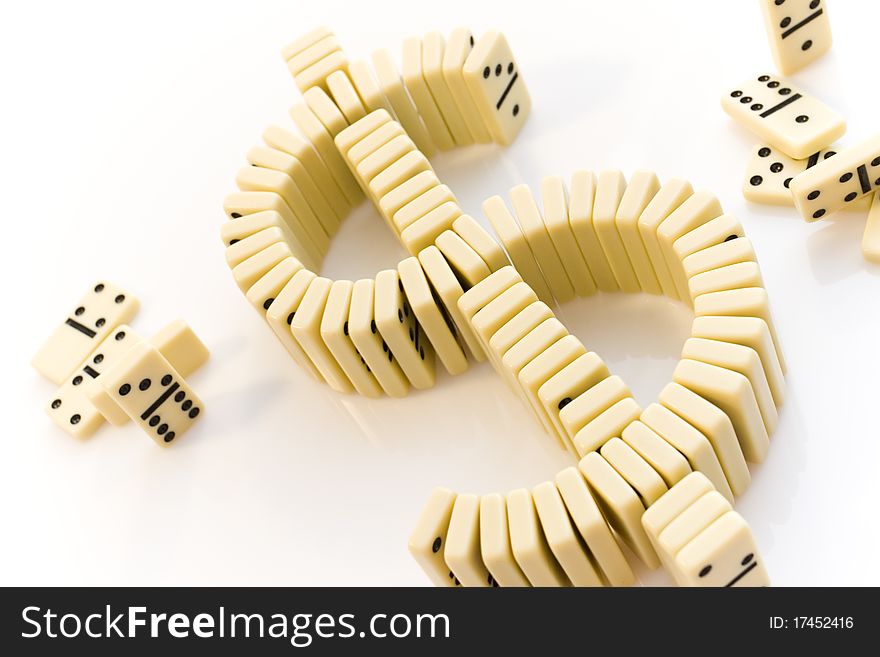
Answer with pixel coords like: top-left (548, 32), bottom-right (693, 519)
top-left (218, 25), bottom-right (788, 587)
top-left (32, 282), bottom-right (209, 446)
top-left (731, 1), bottom-right (880, 262)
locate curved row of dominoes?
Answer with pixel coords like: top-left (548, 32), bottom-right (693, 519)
top-left (222, 27), bottom-right (784, 586)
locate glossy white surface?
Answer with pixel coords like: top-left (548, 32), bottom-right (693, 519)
top-left (3, 0), bottom-right (879, 586)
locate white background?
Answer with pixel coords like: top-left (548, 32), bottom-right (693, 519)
top-left (2, 0), bottom-right (878, 586)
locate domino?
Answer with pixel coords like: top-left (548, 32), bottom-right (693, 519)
top-left (540, 176), bottom-right (597, 297)
top-left (334, 104), bottom-right (392, 158)
top-left (220, 210), bottom-right (299, 251)
top-left (222, 191), bottom-right (321, 271)
top-left (347, 123), bottom-right (406, 169)
top-left (371, 48), bottom-right (437, 156)
top-left (671, 511), bottom-right (769, 587)
top-left (620, 420), bottom-right (692, 488)
top-left (532, 482), bottom-right (604, 586)
top-left (401, 36), bottom-right (455, 150)
top-left (506, 488), bottom-right (570, 586)
top-left (759, 0), bottom-right (832, 75)
top-left (244, 256), bottom-right (303, 313)
top-left (479, 493), bottom-right (529, 587)
top-left (688, 262), bottom-right (764, 300)
top-left (263, 268), bottom-right (326, 383)
top-left (579, 451), bottom-right (659, 569)
top-left (326, 70), bottom-right (366, 124)
top-left (225, 227), bottom-right (287, 269)
top-left (283, 30), bottom-right (347, 93)
top-left (262, 124), bottom-right (351, 219)
top-left (637, 177), bottom-right (694, 299)
top-left (419, 245), bottom-right (485, 361)
top-left (374, 269), bottom-right (436, 389)
top-left (422, 31), bottom-right (474, 146)
top-left (510, 184), bottom-right (575, 303)
top-left (348, 279), bottom-right (410, 398)
top-left (681, 337), bottom-right (777, 435)
top-left (369, 151), bottom-right (432, 202)
top-left (693, 287), bottom-right (786, 374)
top-left (231, 242), bottom-right (295, 293)
top-left (47, 325), bottom-right (142, 437)
top-left (594, 170), bottom-right (640, 293)
top-left (721, 74), bottom-right (845, 160)
top-left (93, 341), bottom-right (203, 446)
top-left (658, 382), bottom-right (750, 497)
top-left (400, 201), bottom-right (462, 255)
top-left (409, 487), bottom-right (460, 587)
top-left (691, 315), bottom-right (785, 408)
top-left (538, 352), bottom-right (611, 451)
top-left (518, 335), bottom-right (587, 453)
top-left (289, 102), bottom-right (363, 206)
top-left (642, 472), bottom-right (715, 554)
top-left (569, 170), bottom-right (618, 293)
top-left (462, 30), bottom-right (531, 146)
top-left (380, 170), bottom-right (442, 225)
top-left (615, 170), bottom-right (662, 294)
top-left (445, 494), bottom-right (492, 587)
top-left (356, 134), bottom-right (415, 186)
top-left (600, 437), bottom-right (668, 507)
top-left (488, 302), bottom-right (555, 380)
top-left (742, 144), bottom-right (872, 208)
top-left (673, 359), bottom-right (770, 464)
top-left (558, 375), bottom-right (633, 444)
top-left (398, 257), bottom-right (468, 376)
top-left (499, 318), bottom-right (567, 400)
top-left (457, 262), bottom-right (521, 329)
top-left (33, 281), bottom-right (140, 385)
top-left (435, 229), bottom-right (491, 288)
top-left (452, 215), bottom-right (510, 273)
top-left (483, 195), bottom-right (554, 304)
top-left (864, 193), bottom-right (880, 263)
top-left (147, 320), bottom-right (210, 382)
top-left (681, 236), bottom-right (758, 281)
top-left (348, 59), bottom-right (397, 118)
top-left (657, 491), bottom-right (732, 562)
top-left (321, 280), bottom-right (384, 398)
top-left (640, 403), bottom-right (734, 504)
top-left (281, 26), bottom-right (333, 62)
top-left (290, 277), bottom-right (355, 394)
top-left (472, 281), bottom-right (540, 363)
top-left (573, 397), bottom-right (642, 458)
top-left (443, 28), bottom-right (493, 144)
top-left (672, 215), bottom-right (744, 270)
top-left (790, 133), bottom-right (880, 221)
top-left (247, 145), bottom-right (342, 233)
top-left (554, 467), bottom-right (635, 587)
top-left (657, 191), bottom-right (723, 302)
top-left (393, 184), bottom-right (457, 233)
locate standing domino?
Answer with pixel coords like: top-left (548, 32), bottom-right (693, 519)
top-left (790, 133), bottom-right (880, 220)
top-left (32, 282), bottom-right (140, 385)
top-left (759, 0), bottom-right (832, 75)
top-left (721, 74), bottom-right (844, 159)
top-left (463, 31), bottom-right (531, 146)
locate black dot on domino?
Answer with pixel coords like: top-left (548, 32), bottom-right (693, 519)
top-left (96, 318), bottom-right (106, 328)
top-left (161, 374), bottom-right (172, 386)
top-left (810, 0), bottom-right (820, 8)
top-left (558, 397), bottom-right (572, 410)
top-left (796, 115), bottom-right (809, 123)
top-left (724, 234), bottom-right (740, 242)
top-left (370, 319), bottom-right (377, 334)
top-left (780, 17), bottom-right (790, 28)
top-left (513, 104), bottom-right (520, 116)
top-left (740, 96), bottom-right (752, 104)
top-left (784, 177), bottom-right (792, 188)
top-left (495, 64), bottom-right (502, 76)
top-left (75, 306), bottom-right (85, 316)
top-left (750, 175), bottom-right (763, 187)
top-left (164, 432), bottom-right (175, 443)
top-left (73, 376), bottom-right (83, 386)
top-left (840, 173), bottom-right (853, 183)
top-left (287, 312), bottom-right (295, 325)
top-left (149, 416), bottom-right (160, 427)
top-left (231, 213), bottom-right (241, 219)
top-left (70, 414), bottom-right (81, 425)
top-left (114, 295), bottom-right (125, 304)
top-left (188, 408), bottom-right (200, 419)
top-left (94, 284), bottom-right (105, 293)
top-left (813, 209), bottom-right (826, 219)
top-left (845, 192), bottom-right (857, 202)
top-left (779, 87), bottom-right (791, 95)
top-left (469, 35), bottom-right (474, 46)
top-left (483, 66), bottom-right (490, 79)
top-left (872, 157), bottom-right (880, 167)
top-left (758, 147), bottom-right (771, 157)
top-left (758, 75), bottom-right (770, 82)
top-left (52, 399), bottom-right (62, 409)
top-left (115, 331), bottom-right (126, 341)
top-left (139, 378), bottom-right (151, 391)
top-left (432, 537), bottom-right (442, 553)
top-left (182, 400), bottom-right (192, 411)
top-left (175, 391), bottom-right (185, 402)
top-left (263, 298), bottom-right (274, 310)
top-left (802, 40), bottom-right (812, 51)
top-left (119, 383), bottom-right (131, 396)
top-left (731, 90), bottom-right (742, 98)
top-left (229, 239), bottom-right (239, 245)
top-left (768, 81), bottom-right (780, 89)
top-left (770, 162), bottom-right (784, 173)
top-left (808, 190), bottom-right (821, 200)
top-left (398, 309), bottom-right (403, 323)
top-left (507, 62), bottom-right (514, 74)
top-left (158, 424), bottom-right (168, 435)
top-left (751, 104), bottom-right (763, 111)
top-left (699, 565), bottom-right (712, 577)
top-left (343, 321), bottom-right (349, 336)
